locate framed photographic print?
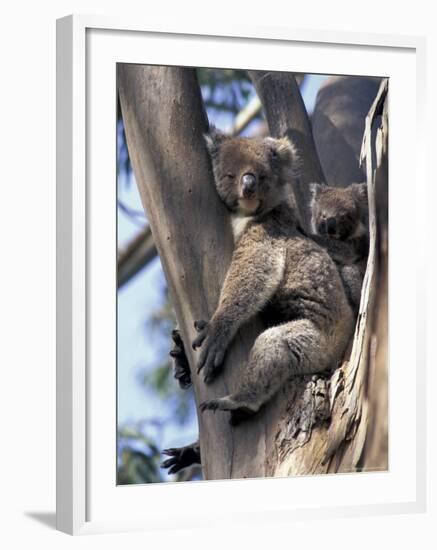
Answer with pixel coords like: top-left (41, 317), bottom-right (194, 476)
top-left (56, 15), bottom-right (426, 535)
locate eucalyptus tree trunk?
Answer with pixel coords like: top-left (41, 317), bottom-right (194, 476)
top-left (118, 65), bottom-right (388, 479)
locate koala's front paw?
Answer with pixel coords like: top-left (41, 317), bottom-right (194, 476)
top-left (161, 443), bottom-right (201, 474)
top-left (192, 320), bottom-right (228, 384)
top-left (169, 329), bottom-right (191, 389)
top-left (191, 319), bottom-right (209, 350)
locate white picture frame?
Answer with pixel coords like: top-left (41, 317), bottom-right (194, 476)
top-left (56, 14), bottom-right (427, 535)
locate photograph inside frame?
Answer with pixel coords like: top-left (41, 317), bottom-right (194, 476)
top-left (116, 65), bottom-right (388, 484)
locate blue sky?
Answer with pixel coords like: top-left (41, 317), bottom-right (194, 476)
top-left (117, 73), bottom-right (330, 459)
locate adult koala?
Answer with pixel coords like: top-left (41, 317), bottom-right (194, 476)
top-left (192, 129), bottom-right (354, 425)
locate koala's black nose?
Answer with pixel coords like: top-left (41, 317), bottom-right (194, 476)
top-left (327, 217), bottom-right (337, 235)
top-left (241, 173), bottom-right (256, 197)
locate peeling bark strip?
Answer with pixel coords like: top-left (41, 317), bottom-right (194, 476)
top-left (118, 65), bottom-right (388, 480)
top-left (275, 376), bottom-right (331, 460)
top-left (324, 78), bottom-right (389, 472)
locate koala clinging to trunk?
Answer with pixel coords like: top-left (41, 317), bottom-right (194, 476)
top-left (192, 128), bottom-right (354, 425)
top-left (309, 182), bottom-right (369, 310)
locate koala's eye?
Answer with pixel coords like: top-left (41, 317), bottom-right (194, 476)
top-left (259, 173), bottom-right (267, 182)
top-left (225, 174), bottom-right (235, 181)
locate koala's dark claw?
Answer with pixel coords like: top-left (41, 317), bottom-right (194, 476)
top-left (200, 397), bottom-right (257, 425)
top-left (192, 320), bottom-right (209, 350)
top-left (192, 334), bottom-right (208, 353)
top-left (199, 399), bottom-right (220, 413)
top-left (161, 459), bottom-right (181, 475)
top-left (192, 334), bottom-right (206, 351)
top-left (162, 447), bottom-right (177, 456)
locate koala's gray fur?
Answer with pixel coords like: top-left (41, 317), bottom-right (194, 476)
top-left (193, 129), bottom-right (355, 425)
top-left (309, 182), bottom-right (369, 309)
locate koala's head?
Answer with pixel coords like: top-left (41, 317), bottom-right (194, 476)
top-left (204, 128), bottom-right (298, 216)
top-left (310, 182), bottom-right (368, 240)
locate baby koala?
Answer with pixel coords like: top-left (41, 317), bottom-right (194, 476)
top-left (309, 182), bottom-right (369, 310)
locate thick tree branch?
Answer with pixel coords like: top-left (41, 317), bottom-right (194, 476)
top-left (229, 95), bottom-right (262, 135)
top-left (117, 225), bottom-right (157, 288)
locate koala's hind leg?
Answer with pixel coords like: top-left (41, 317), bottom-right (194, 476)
top-left (200, 319), bottom-right (329, 425)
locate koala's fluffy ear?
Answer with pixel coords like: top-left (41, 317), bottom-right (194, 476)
top-left (265, 136), bottom-right (301, 179)
top-left (309, 182), bottom-right (325, 198)
top-left (204, 126), bottom-right (228, 156)
top-left (351, 182), bottom-right (368, 203)
top-left (267, 136), bottom-right (299, 166)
